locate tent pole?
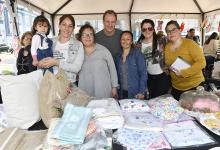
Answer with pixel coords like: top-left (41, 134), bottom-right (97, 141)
top-left (51, 14), bottom-right (55, 36)
top-left (201, 13), bottom-right (205, 45)
top-left (10, 0), bottom-right (19, 37)
top-left (51, 0), bottom-right (72, 36)
top-left (129, 0), bottom-right (134, 31)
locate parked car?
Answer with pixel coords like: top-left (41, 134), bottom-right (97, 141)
top-left (0, 43), bottom-right (13, 53)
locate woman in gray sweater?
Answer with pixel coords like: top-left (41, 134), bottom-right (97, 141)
top-left (78, 24), bottom-right (118, 99)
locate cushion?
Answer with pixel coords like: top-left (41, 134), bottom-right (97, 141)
top-left (0, 70), bottom-right (43, 129)
top-left (39, 69), bottom-right (70, 128)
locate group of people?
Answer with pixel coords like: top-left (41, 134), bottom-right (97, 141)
top-left (16, 10), bottom-right (208, 101)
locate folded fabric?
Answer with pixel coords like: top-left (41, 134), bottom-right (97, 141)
top-left (52, 104), bottom-right (92, 145)
top-left (114, 128), bottom-right (171, 150)
top-left (85, 120), bottom-right (96, 137)
top-left (119, 99), bottom-right (150, 112)
top-left (87, 98), bottom-right (124, 129)
top-left (148, 96), bottom-right (184, 121)
top-left (123, 112), bottom-right (163, 131)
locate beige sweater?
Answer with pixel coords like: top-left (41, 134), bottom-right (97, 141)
top-left (203, 39), bottom-right (218, 57)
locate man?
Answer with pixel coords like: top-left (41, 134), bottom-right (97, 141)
top-left (96, 10), bottom-right (122, 60)
top-left (185, 28), bottom-right (200, 44)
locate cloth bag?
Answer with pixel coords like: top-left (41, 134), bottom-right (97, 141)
top-left (39, 69), bottom-right (70, 128)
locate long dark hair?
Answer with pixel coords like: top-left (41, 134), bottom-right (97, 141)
top-left (137, 19), bottom-right (157, 56)
top-left (204, 32), bottom-right (218, 45)
top-left (120, 30), bottom-right (134, 48)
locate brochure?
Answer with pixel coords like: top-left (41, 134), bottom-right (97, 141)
top-left (171, 57), bottom-right (191, 72)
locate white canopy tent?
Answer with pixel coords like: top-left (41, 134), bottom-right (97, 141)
top-left (7, 0), bottom-right (220, 43)
top-left (18, 0), bottom-right (220, 14)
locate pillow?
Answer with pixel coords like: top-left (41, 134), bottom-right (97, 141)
top-left (0, 70), bottom-right (43, 129)
top-left (39, 69), bottom-right (70, 128)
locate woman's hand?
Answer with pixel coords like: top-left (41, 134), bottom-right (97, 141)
top-left (38, 57), bottom-right (59, 68)
top-left (112, 87), bottom-right (118, 99)
top-left (170, 66), bottom-right (182, 77)
top-left (135, 93), bottom-right (145, 100)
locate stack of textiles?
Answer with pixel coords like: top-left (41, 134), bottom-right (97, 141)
top-left (123, 112), bottom-right (164, 131)
top-left (119, 99), bottom-right (150, 112)
top-left (148, 96), bottom-right (184, 121)
top-left (87, 98), bottom-right (124, 129)
top-left (113, 128), bottom-right (171, 150)
top-left (51, 103), bottom-right (92, 145)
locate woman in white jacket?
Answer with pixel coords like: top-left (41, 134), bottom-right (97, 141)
top-left (38, 15), bottom-right (84, 85)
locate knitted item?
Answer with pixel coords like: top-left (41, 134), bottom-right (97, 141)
top-left (39, 69), bottom-right (70, 128)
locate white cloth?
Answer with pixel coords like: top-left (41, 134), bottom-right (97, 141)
top-left (119, 99), bottom-right (150, 112)
top-left (87, 98), bottom-right (124, 129)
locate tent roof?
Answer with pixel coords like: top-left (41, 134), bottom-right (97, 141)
top-left (20, 0), bottom-right (220, 15)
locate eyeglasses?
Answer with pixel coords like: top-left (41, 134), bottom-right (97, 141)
top-left (82, 33), bottom-right (94, 38)
top-left (166, 28), bottom-right (178, 34)
top-left (142, 27), bottom-right (154, 32)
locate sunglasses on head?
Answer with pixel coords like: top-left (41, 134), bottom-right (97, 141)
top-left (142, 27), bottom-right (154, 32)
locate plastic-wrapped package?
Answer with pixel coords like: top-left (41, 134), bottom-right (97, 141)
top-left (179, 86), bottom-right (220, 117)
top-left (119, 99), bottom-right (150, 112)
top-left (148, 95), bottom-right (184, 121)
top-left (113, 128), bottom-right (171, 150)
top-left (74, 127), bottom-right (108, 150)
top-left (87, 98), bottom-right (124, 129)
top-left (163, 120), bottom-right (216, 149)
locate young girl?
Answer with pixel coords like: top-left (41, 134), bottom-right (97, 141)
top-left (16, 31), bottom-right (37, 75)
top-left (31, 15), bottom-right (53, 73)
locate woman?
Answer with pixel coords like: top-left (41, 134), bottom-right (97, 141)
top-left (78, 24), bottom-right (118, 99)
top-left (38, 15), bottom-right (84, 86)
top-left (164, 20), bottom-right (206, 100)
top-left (136, 19), bottom-right (170, 99)
top-left (115, 31), bottom-right (147, 99)
top-left (203, 32), bottom-right (219, 78)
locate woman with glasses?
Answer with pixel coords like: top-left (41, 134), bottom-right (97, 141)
top-left (38, 15), bottom-right (84, 86)
top-left (136, 19), bottom-right (171, 99)
top-left (78, 24), bottom-right (118, 99)
top-left (115, 31), bottom-right (147, 99)
top-left (164, 20), bottom-right (206, 100)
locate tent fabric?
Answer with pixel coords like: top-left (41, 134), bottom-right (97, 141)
top-left (18, 0), bottom-right (220, 15)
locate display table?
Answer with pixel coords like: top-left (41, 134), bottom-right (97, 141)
top-left (112, 120), bottom-right (220, 150)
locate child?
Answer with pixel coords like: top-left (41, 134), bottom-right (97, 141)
top-left (31, 15), bottom-right (53, 73)
top-left (16, 31), bottom-right (37, 75)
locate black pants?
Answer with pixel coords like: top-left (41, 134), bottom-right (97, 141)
top-left (204, 56), bottom-right (215, 78)
top-left (121, 90), bottom-right (128, 99)
top-left (148, 72), bottom-right (171, 99)
top-left (171, 82), bottom-right (204, 100)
